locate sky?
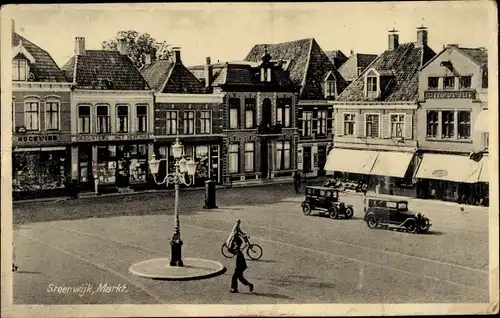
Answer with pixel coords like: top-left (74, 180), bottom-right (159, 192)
top-left (5, 2), bottom-right (495, 68)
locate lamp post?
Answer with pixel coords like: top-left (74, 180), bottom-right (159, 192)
top-left (148, 137), bottom-right (198, 267)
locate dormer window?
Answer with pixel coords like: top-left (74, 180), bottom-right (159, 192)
top-left (261, 67), bottom-right (271, 82)
top-left (324, 80), bottom-right (336, 99)
top-left (12, 59), bottom-right (28, 81)
top-left (366, 76), bottom-right (378, 99)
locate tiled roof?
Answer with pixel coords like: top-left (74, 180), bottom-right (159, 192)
top-left (338, 53), bottom-right (378, 83)
top-left (458, 47), bottom-right (488, 68)
top-left (141, 59), bottom-right (205, 93)
top-left (12, 32), bottom-right (67, 82)
top-left (61, 50), bottom-right (150, 90)
top-left (244, 38), bottom-right (348, 100)
top-left (324, 50), bottom-right (348, 68)
top-left (337, 43), bottom-right (436, 102)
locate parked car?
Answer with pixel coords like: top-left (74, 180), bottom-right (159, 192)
top-left (301, 186), bottom-right (354, 219)
top-left (363, 198), bottom-right (431, 233)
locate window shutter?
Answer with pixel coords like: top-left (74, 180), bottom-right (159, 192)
top-left (404, 114), bottom-right (413, 140)
top-left (334, 112), bottom-right (342, 136)
top-left (356, 114), bottom-right (365, 137)
top-left (381, 114), bottom-right (390, 139)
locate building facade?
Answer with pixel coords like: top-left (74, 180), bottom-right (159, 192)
top-left (329, 27), bottom-right (436, 196)
top-left (415, 44), bottom-right (489, 205)
top-left (11, 29), bottom-right (73, 200)
top-left (62, 37), bottom-right (155, 194)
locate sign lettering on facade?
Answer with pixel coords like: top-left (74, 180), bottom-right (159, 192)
top-left (424, 90), bottom-right (475, 100)
top-left (72, 134), bottom-right (151, 142)
top-left (432, 169), bottom-right (448, 177)
top-left (17, 135), bottom-right (58, 143)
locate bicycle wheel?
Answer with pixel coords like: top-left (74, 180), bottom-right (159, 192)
top-left (246, 244), bottom-right (263, 260)
top-left (221, 243), bottom-right (235, 258)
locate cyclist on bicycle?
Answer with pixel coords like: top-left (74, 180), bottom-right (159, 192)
top-left (226, 219), bottom-right (247, 253)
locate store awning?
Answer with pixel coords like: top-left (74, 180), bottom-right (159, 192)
top-left (479, 156), bottom-right (489, 183)
top-left (325, 148), bottom-right (379, 174)
top-left (370, 152), bottom-right (414, 178)
top-left (475, 109), bottom-right (489, 133)
top-left (415, 153), bottom-right (482, 183)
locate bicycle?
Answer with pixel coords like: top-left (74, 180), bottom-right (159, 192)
top-left (221, 235), bottom-right (263, 260)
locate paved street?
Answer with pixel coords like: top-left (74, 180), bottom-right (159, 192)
top-left (12, 183), bottom-right (490, 304)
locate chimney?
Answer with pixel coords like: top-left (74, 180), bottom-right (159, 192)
top-left (117, 39), bottom-right (129, 56)
top-left (388, 28), bottom-right (399, 50)
top-left (350, 49), bottom-right (354, 56)
top-left (416, 25), bottom-right (428, 48)
top-left (204, 57), bottom-right (213, 88)
top-left (144, 53), bottom-right (152, 65)
top-left (75, 37), bottom-right (86, 55)
top-left (172, 47), bottom-right (181, 64)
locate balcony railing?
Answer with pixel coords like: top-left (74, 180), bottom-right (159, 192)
top-left (423, 89), bottom-right (476, 100)
top-left (257, 123), bottom-right (283, 135)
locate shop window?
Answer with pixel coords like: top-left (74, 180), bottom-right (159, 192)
top-left (183, 111), bottom-right (195, 134)
top-left (276, 141), bottom-right (291, 170)
top-left (96, 105), bottom-right (110, 133)
top-left (228, 143), bottom-right (239, 173)
top-left (24, 101), bottom-right (39, 131)
top-left (166, 111), bottom-right (178, 135)
top-left (229, 98), bottom-right (240, 129)
top-left (459, 76), bottom-right (472, 89)
top-left (443, 77), bottom-right (455, 89)
top-left (426, 111), bottom-right (438, 138)
top-left (136, 105), bottom-right (147, 132)
top-left (244, 98), bottom-right (255, 129)
top-left (129, 144), bottom-right (149, 184)
top-left (458, 111), bottom-right (471, 139)
top-left (12, 59), bottom-right (27, 81)
top-left (116, 105), bottom-right (129, 133)
top-left (390, 114), bottom-right (405, 138)
top-left (78, 105), bottom-right (91, 133)
top-left (301, 111), bottom-right (313, 137)
top-left (365, 114), bottom-right (380, 138)
top-left (317, 110), bottom-right (327, 135)
top-left (12, 151), bottom-right (67, 192)
top-left (200, 110), bottom-right (211, 134)
top-left (427, 77), bottom-right (439, 89)
top-left (244, 142), bottom-right (254, 172)
top-left (96, 145), bottom-right (116, 185)
top-left (441, 111), bottom-right (454, 138)
top-left (195, 146), bottom-right (209, 179)
top-left (45, 102), bottom-right (59, 130)
top-left (343, 113), bottom-right (355, 136)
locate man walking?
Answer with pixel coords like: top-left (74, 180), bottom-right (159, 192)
top-left (230, 244), bottom-right (254, 293)
top-left (293, 171), bottom-right (301, 194)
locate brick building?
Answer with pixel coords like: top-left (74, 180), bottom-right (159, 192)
top-left (11, 25), bottom-right (73, 200)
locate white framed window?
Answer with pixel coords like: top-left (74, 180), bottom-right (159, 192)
top-left (116, 104), bottom-right (129, 133)
top-left (443, 77), bottom-right (455, 89)
top-left (458, 111), bottom-right (471, 139)
top-left (78, 105), bottom-right (91, 133)
top-left (245, 109), bottom-right (254, 128)
top-left (426, 111), bottom-right (438, 138)
top-left (276, 141), bottom-right (291, 170)
top-left (136, 105), bottom-right (148, 132)
top-left (45, 101), bottom-right (59, 130)
top-left (427, 77), bottom-right (439, 89)
top-left (244, 98), bottom-right (255, 129)
top-left (229, 98), bottom-right (240, 129)
top-left (228, 143), bottom-right (239, 173)
top-left (183, 111), bottom-right (195, 134)
top-left (244, 142), bottom-right (254, 172)
top-left (459, 76), bottom-right (472, 89)
top-left (267, 68), bottom-right (272, 82)
top-left (390, 114), bottom-right (405, 138)
top-left (166, 111), bottom-right (178, 135)
top-left (24, 101), bottom-right (39, 131)
top-left (12, 59), bottom-right (28, 81)
top-left (441, 111), bottom-right (454, 138)
top-left (284, 105), bottom-right (291, 127)
top-left (343, 113), bottom-right (355, 136)
top-left (276, 106), bottom-right (283, 125)
top-left (302, 111), bottom-right (313, 137)
top-left (365, 114), bottom-right (380, 138)
top-left (200, 110), bottom-right (211, 134)
top-left (324, 80), bottom-right (336, 98)
top-left (366, 76), bottom-right (378, 99)
top-left (96, 105), bottom-right (110, 133)
top-left (317, 110), bottom-right (327, 135)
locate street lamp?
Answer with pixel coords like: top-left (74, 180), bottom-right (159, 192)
top-left (148, 137), bottom-right (198, 267)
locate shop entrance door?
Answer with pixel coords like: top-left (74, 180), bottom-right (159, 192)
top-left (116, 159), bottom-right (130, 187)
top-left (303, 146), bottom-right (312, 173)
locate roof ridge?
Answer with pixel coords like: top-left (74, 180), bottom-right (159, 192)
top-left (72, 55), bottom-right (78, 84)
top-left (300, 38), bottom-right (314, 96)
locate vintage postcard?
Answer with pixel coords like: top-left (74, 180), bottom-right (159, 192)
top-left (1, 2), bottom-right (498, 317)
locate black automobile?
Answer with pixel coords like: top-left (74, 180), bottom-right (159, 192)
top-left (363, 198), bottom-right (431, 233)
top-left (301, 186), bottom-right (354, 219)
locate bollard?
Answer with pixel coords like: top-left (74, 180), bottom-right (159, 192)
top-left (203, 180), bottom-right (218, 209)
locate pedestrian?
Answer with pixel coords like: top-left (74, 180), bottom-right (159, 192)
top-left (229, 243), bottom-right (254, 293)
top-left (293, 171), bottom-right (301, 194)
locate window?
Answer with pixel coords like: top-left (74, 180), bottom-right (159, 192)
top-left (302, 111), bottom-right (313, 137)
top-left (325, 80), bottom-right (336, 98)
top-left (12, 59), bottom-right (27, 81)
top-left (116, 105), bottom-right (128, 133)
top-left (459, 76), bottom-right (472, 89)
top-left (276, 141), bottom-right (291, 170)
top-left (229, 98), bottom-right (240, 129)
top-left (276, 99), bottom-right (292, 127)
top-left (166, 111), bottom-right (177, 135)
top-left (458, 111), bottom-right (471, 139)
top-left (365, 114), bottom-right (380, 138)
top-left (136, 105), bottom-right (147, 132)
top-left (183, 111), bottom-right (195, 134)
top-left (441, 111), bottom-right (454, 138)
top-left (428, 77), bottom-right (439, 89)
top-left (244, 99), bottom-right (255, 128)
top-left (366, 76), bottom-right (378, 99)
top-left (317, 110), bottom-right (327, 135)
top-left (96, 105), bottom-right (110, 133)
top-left (78, 105), bottom-right (91, 133)
top-left (24, 102), bottom-right (39, 131)
top-left (443, 77), bottom-right (455, 89)
top-left (426, 111), bottom-right (438, 138)
top-left (390, 114), bottom-right (405, 138)
top-left (200, 110), bottom-right (211, 134)
top-left (267, 68), bottom-right (272, 82)
top-left (228, 143), bottom-right (239, 173)
top-left (343, 113), bottom-right (355, 135)
top-left (276, 105), bottom-right (283, 125)
top-left (284, 105), bottom-right (291, 128)
top-left (482, 132), bottom-right (489, 149)
top-left (244, 142), bottom-right (254, 172)
top-left (45, 102), bottom-right (59, 130)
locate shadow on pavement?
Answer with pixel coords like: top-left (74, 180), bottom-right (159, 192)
top-left (252, 259), bottom-right (277, 263)
top-left (14, 271), bottom-right (43, 275)
top-left (426, 230), bottom-right (446, 236)
top-left (241, 291), bottom-right (294, 300)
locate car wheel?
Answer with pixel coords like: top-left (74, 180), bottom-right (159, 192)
top-left (302, 202), bottom-right (311, 215)
top-left (419, 220), bottom-right (430, 233)
top-left (344, 206), bottom-right (354, 219)
top-left (366, 215), bottom-right (378, 229)
top-left (405, 220), bottom-right (418, 234)
top-left (329, 207), bottom-right (339, 219)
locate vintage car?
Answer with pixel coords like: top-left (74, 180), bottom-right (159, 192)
top-left (363, 198), bottom-right (431, 233)
top-left (301, 186), bottom-right (354, 219)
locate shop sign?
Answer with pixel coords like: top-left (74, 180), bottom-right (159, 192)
top-left (432, 169), bottom-right (448, 177)
top-left (424, 90), bottom-right (475, 100)
top-left (13, 134), bottom-right (71, 146)
top-left (73, 134), bottom-right (152, 142)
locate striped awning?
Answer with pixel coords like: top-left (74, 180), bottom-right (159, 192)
top-left (370, 152), bottom-right (414, 178)
top-left (415, 153), bottom-right (482, 183)
top-left (325, 149), bottom-right (379, 174)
